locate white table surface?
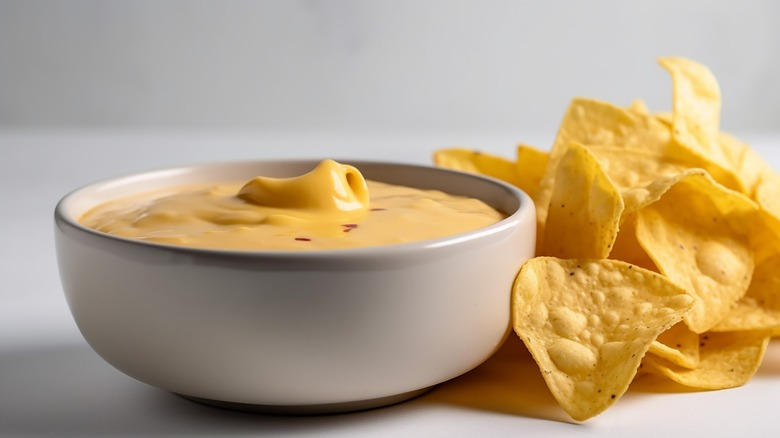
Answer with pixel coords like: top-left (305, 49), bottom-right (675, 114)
top-left (2, 129), bottom-right (779, 437)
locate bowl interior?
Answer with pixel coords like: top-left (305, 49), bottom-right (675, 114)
top-left (59, 160), bottom-right (528, 226)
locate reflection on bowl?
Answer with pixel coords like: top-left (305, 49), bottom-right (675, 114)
top-left (54, 160), bottom-right (536, 413)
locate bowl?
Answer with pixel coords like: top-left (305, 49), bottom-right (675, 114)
top-left (54, 160), bottom-right (536, 413)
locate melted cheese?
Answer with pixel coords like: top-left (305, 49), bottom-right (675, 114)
top-left (80, 160), bottom-right (504, 250)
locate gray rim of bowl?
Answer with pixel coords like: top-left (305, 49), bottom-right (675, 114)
top-left (54, 159), bottom-right (535, 261)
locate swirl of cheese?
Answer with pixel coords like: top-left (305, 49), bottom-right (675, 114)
top-left (238, 160), bottom-right (369, 220)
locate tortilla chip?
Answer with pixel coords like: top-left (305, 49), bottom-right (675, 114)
top-left (643, 331), bottom-right (770, 389)
top-left (541, 143), bottom-right (624, 258)
top-left (512, 257), bottom-right (694, 421)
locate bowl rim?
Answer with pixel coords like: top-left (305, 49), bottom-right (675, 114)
top-left (54, 159), bottom-right (535, 260)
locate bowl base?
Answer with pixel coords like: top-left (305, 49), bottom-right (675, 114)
top-left (177, 387), bottom-right (432, 415)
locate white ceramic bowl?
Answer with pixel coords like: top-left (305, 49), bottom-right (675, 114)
top-left (55, 160), bottom-right (536, 413)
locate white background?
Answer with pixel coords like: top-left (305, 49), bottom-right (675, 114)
top-left (1, 1), bottom-right (780, 436)
top-left (1, 0), bottom-right (779, 135)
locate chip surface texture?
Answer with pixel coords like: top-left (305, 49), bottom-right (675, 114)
top-left (512, 257), bottom-right (694, 421)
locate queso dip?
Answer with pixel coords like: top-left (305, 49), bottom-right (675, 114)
top-left (79, 160), bottom-right (504, 250)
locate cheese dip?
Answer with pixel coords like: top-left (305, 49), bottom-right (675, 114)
top-left (79, 160), bottom-right (504, 250)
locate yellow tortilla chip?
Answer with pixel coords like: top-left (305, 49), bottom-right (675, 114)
top-left (627, 99), bottom-right (650, 115)
top-left (515, 143), bottom-right (549, 202)
top-left (717, 132), bottom-right (758, 196)
top-left (712, 252), bottom-right (780, 334)
top-left (755, 172), bottom-right (780, 223)
top-left (608, 213), bottom-right (658, 271)
top-left (535, 98), bottom-right (672, 249)
top-left (658, 57), bottom-right (723, 162)
top-left (620, 169), bottom-right (707, 217)
top-left (649, 322), bottom-right (700, 369)
top-left (754, 211), bottom-right (780, 267)
top-left (658, 57), bottom-right (744, 193)
top-left (541, 143), bottom-right (624, 259)
top-left (512, 257), bottom-right (694, 421)
top-left (433, 148), bottom-right (521, 187)
top-left (655, 112), bottom-right (673, 127)
top-left (642, 331), bottom-right (770, 389)
top-left (551, 98), bottom-right (672, 153)
top-left (635, 172), bottom-right (757, 333)
top-left (586, 146), bottom-right (689, 193)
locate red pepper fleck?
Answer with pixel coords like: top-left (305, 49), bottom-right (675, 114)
top-left (370, 208), bottom-right (386, 211)
top-left (295, 237), bottom-right (312, 242)
top-left (342, 223), bottom-right (358, 233)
